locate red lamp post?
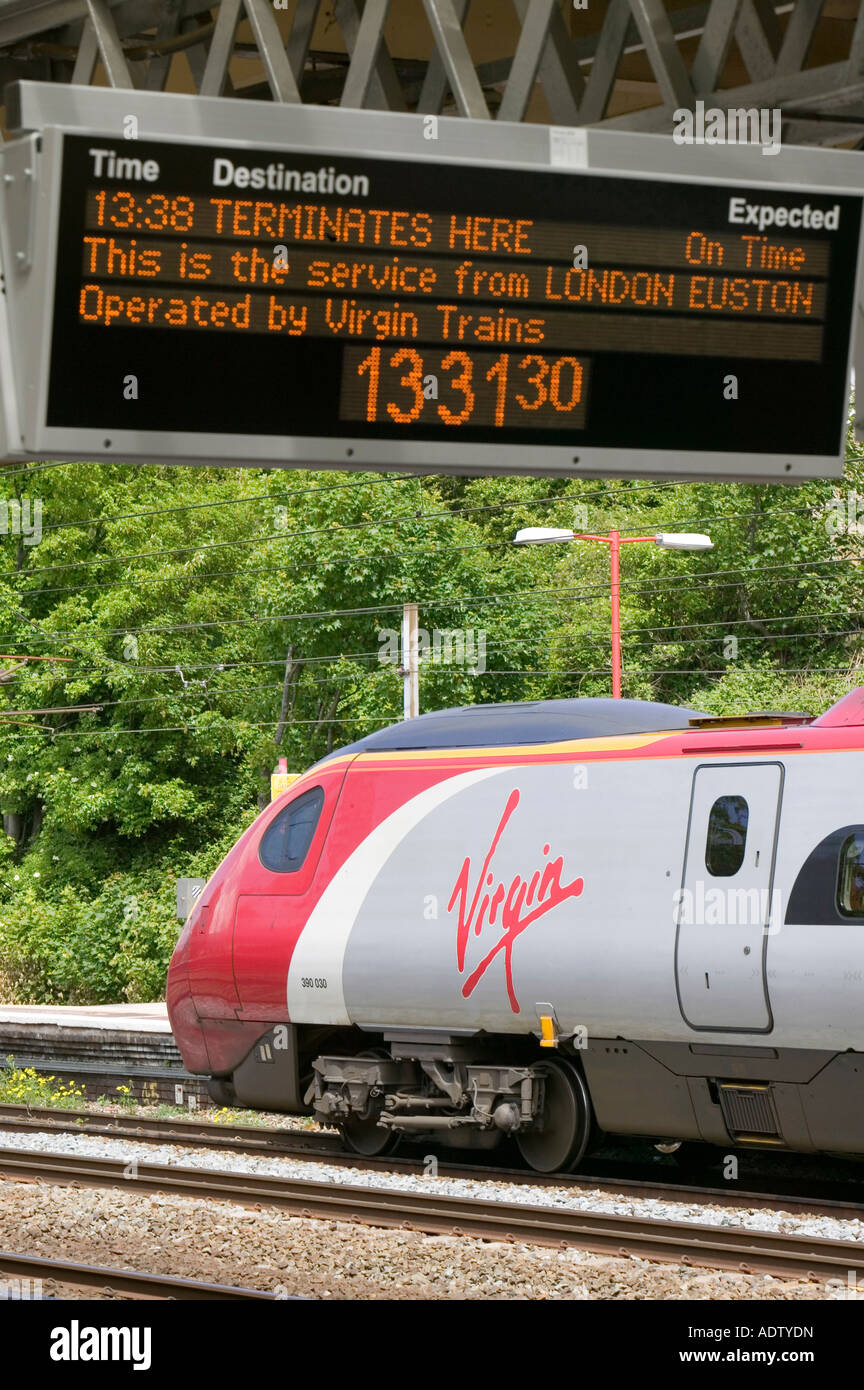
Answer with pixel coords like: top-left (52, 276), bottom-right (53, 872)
top-left (514, 527), bottom-right (714, 699)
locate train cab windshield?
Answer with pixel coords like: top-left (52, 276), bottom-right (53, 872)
top-left (259, 786), bottom-right (325, 873)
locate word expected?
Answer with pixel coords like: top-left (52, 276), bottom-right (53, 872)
top-left (342, 346), bottom-right (588, 431)
top-left (728, 197), bottom-right (840, 232)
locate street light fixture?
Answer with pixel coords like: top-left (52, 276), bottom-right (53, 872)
top-left (513, 526), bottom-right (714, 698)
top-left (513, 527), bottom-right (578, 545)
top-left (653, 533), bottom-right (714, 552)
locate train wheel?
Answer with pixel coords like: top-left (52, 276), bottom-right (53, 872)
top-left (516, 1058), bottom-right (592, 1174)
top-left (340, 1113), bottom-right (401, 1157)
top-left (339, 1049), bottom-right (400, 1158)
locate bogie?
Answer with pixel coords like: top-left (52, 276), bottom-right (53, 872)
top-left (304, 1042), bottom-right (595, 1174)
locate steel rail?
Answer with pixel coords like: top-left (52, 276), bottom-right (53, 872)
top-left (0, 1143), bottom-right (862, 1283)
top-left (0, 1248), bottom-right (279, 1299)
top-left (0, 1103), bottom-right (336, 1153)
top-left (1, 1104), bottom-right (864, 1223)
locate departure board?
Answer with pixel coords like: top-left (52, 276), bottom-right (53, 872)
top-left (38, 126), bottom-right (863, 471)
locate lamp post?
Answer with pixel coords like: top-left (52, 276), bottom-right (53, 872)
top-left (514, 527), bottom-right (713, 699)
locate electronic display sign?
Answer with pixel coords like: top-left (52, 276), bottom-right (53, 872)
top-left (1, 87), bottom-right (862, 479)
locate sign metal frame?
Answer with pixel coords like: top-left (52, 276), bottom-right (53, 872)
top-left (1, 80), bottom-right (863, 482)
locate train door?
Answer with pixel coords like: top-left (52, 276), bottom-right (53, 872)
top-left (675, 762), bottom-right (783, 1032)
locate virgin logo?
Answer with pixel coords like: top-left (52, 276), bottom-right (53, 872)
top-left (447, 788), bottom-right (584, 1013)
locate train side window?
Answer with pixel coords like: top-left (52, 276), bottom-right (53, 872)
top-left (837, 834), bottom-right (864, 917)
top-left (705, 795), bottom-right (749, 877)
top-left (259, 786), bottom-right (325, 873)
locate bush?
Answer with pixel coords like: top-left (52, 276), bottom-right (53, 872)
top-left (0, 1057), bottom-right (86, 1108)
top-left (0, 870), bottom-right (183, 1002)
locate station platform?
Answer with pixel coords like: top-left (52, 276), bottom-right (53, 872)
top-left (0, 1003), bottom-right (171, 1033)
top-left (0, 1002), bottom-right (207, 1106)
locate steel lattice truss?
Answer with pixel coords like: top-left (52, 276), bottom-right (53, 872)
top-left (0, 0), bottom-right (860, 144)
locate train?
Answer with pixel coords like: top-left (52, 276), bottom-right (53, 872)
top-left (166, 687), bottom-right (864, 1172)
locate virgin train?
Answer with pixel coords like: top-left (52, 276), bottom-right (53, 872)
top-left (167, 688), bottom-right (864, 1172)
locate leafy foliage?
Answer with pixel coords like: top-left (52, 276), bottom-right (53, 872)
top-left (1, 421), bottom-right (863, 1001)
top-left (0, 1057), bottom-right (86, 1108)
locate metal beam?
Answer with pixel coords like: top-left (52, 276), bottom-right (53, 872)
top-left (334, 0), bottom-right (406, 112)
top-left (775, 0), bottom-right (824, 77)
top-left (523, 0), bottom-right (585, 123)
top-left (243, 0), bottom-right (302, 103)
top-left (783, 113), bottom-right (864, 145)
top-left (627, 0), bottom-right (695, 109)
top-left (735, 0), bottom-right (783, 82)
top-left (0, 0), bottom-right (119, 47)
top-left (0, 0), bottom-right (853, 152)
top-left (498, 0), bottom-right (558, 123)
top-left (602, 59), bottom-right (864, 132)
top-left (579, 0), bottom-right (632, 124)
top-left (199, 0), bottom-right (241, 98)
top-left (690, 0), bottom-right (744, 92)
top-left (848, 0), bottom-right (864, 81)
top-left (180, 12), bottom-right (228, 95)
top-left (70, 19), bottom-right (99, 84)
top-left (286, 0), bottom-right (323, 85)
top-left (341, 0), bottom-right (392, 109)
top-left (421, 0), bottom-right (490, 119)
top-left (416, 0), bottom-right (469, 114)
top-left (140, 1), bottom-right (183, 93)
top-left (84, 0), bottom-right (135, 87)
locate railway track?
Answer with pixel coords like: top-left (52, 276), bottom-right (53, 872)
top-left (0, 1248), bottom-right (279, 1299)
top-left (1, 1141), bottom-right (862, 1283)
top-left (2, 1103), bottom-right (864, 1223)
top-left (0, 1103), bottom-right (334, 1155)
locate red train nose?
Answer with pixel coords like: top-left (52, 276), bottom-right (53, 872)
top-left (166, 909), bottom-right (210, 1074)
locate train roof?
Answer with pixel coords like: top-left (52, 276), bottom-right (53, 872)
top-left (308, 687), bottom-right (864, 766)
top-left (324, 697), bottom-right (709, 756)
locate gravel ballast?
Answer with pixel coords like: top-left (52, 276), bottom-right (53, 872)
top-left (0, 1129), bottom-right (861, 1299)
top-left (0, 1179), bottom-right (850, 1301)
top-left (0, 1127), bottom-right (861, 1244)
